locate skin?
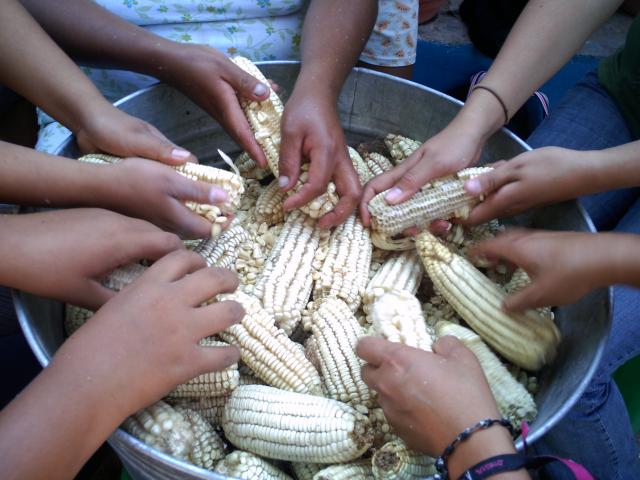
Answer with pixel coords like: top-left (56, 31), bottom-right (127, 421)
top-left (357, 336), bottom-right (530, 480)
top-left (0, 141), bottom-right (229, 238)
top-left (0, 250), bottom-right (244, 480)
top-left (0, 0), bottom-right (195, 164)
top-left (471, 229), bottom-right (640, 312)
top-left (360, 0), bottom-right (624, 222)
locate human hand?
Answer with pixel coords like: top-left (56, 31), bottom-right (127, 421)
top-left (75, 102), bottom-right (196, 166)
top-left (471, 229), bottom-right (609, 311)
top-left (103, 157), bottom-right (230, 238)
top-left (359, 122), bottom-right (486, 226)
top-left (4, 208), bottom-right (182, 310)
top-left (159, 44), bottom-right (270, 167)
top-left (463, 147), bottom-right (590, 225)
top-left (54, 249), bottom-right (243, 416)
top-left (279, 90), bottom-right (361, 228)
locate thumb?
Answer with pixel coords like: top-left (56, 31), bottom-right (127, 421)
top-left (432, 335), bottom-right (468, 358)
top-left (137, 133), bottom-right (195, 167)
top-left (225, 62), bottom-right (270, 101)
top-left (384, 161), bottom-right (453, 205)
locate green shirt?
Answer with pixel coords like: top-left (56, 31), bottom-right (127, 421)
top-left (599, 16), bottom-right (640, 138)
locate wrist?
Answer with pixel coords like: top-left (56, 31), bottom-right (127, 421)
top-left (294, 68), bottom-right (341, 102)
top-left (456, 90), bottom-right (507, 141)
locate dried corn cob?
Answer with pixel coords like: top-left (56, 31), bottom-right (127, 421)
top-left (215, 451), bottom-right (293, 480)
top-left (167, 339), bottom-right (239, 399)
top-left (64, 305), bottom-right (93, 336)
top-left (364, 152), bottom-right (394, 177)
top-left (100, 263), bottom-right (147, 291)
top-left (310, 298), bottom-right (374, 410)
top-left (292, 462), bottom-right (323, 480)
top-left (236, 151), bottom-right (271, 180)
top-left (368, 166), bottom-right (493, 250)
top-left (314, 462), bottom-right (375, 480)
top-left (313, 214), bottom-right (372, 311)
top-left (367, 290), bottom-right (434, 351)
top-left (363, 250), bottom-right (423, 307)
top-left (416, 231), bottom-right (560, 370)
top-left (372, 440), bottom-right (437, 479)
top-left (256, 179), bottom-right (286, 225)
top-left (256, 211), bottom-right (325, 334)
top-left (167, 396), bottom-right (228, 426)
top-left (194, 224), bottom-right (250, 269)
top-left (230, 56), bottom-right (339, 219)
top-left (122, 401), bottom-right (194, 460)
top-left (436, 321), bottom-right (537, 425)
top-left (369, 408), bottom-right (399, 448)
top-left (349, 147), bottom-right (372, 184)
top-left (222, 385), bottom-right (373, 463)
top-left (384, 134), bottom-right (421, 164)
top-left (217, 291), bottom-right (322, 395)
top-left (174, 406), bottom-right (226, 469)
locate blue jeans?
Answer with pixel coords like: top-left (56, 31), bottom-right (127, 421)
top-left (528, 71), bottom-right (640, 479)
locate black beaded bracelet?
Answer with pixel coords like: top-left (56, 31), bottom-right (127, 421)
top-left (432, 418), bottom-right (515, 480)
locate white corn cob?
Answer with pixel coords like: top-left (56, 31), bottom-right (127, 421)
top-left (217, 291), bottom-right (322, 395)
top-left (313, 463), bottom-right (375, 480)
top-left (364, 152), bottom-right (394, 177)
top-left (167, 339), bottom-right (239, 398)
top-left (368, 166), bottom-right (493, 250)
top-left (64, 304), bottom-right (93, 336)
top-left (215, 451), bottom-right (293, 480)
top-left (367, 290), bottom-right (434, 351)
top-left (100, 263), bottom-right (147, 291)
top-left (256, 179), bottom-right (286, 225)
top-left (256, 211), bottom-right (325, 334)
top-left (436, 321), bottom-right (538, 426)
top-left (167, 396), bottom-right (228, 426)
top-left (384, 134), bottom-right (421, 164)
top-left (349, 147), bottom-right (373, 184)
top-left (313, 214), bottom-right (372, 311)
top-left (292, 462), bottom-right (323, 480)
top-left (310, 298), bottom-right (374, 410)
top-left (372, 440), bottom-right (437, 479)
top-left (416, 231), bottom-right (561, 370)
top-left (230, 56), bottom-right (339, 219)
top-left (363, 250), bottom-right (423, 307)
top-left (235, 151), bottom-right (271, 180)
top-left (222, 385), bottom-right (373, 463)
top-left (174, 406), bottom-right (226, 469)
top-left (122, 401), bottom-right (194, 461)
top-left (369, 408), bottom-right (399, 448)
top-left (194, 224), bottom-right (250, 269)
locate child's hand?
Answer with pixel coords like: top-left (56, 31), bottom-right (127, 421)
top-left (471, 229), bottom-right (610, 312)
top-left (357, 336), bottom-right (501, 456)
top-left (54, 249), bottom-right (243, 418)
top-left (279, 90), bottom-right (361, 228)
top-left (75, 104), bottom-right (196, 166)
top-left (2, 208), bottom-right (182, 310)
top-left (104, 157), bottom-right (230, 239)
top-left (462, 147), bottom-right (589, 225)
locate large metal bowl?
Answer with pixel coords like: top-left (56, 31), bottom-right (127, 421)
top-left (16, 62), bottom-right (609, 480)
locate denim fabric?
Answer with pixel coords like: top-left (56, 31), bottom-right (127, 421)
top-left (527, 70), bottom-right (640, 480)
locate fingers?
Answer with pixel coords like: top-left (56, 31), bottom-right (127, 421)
top-left (463, 164), bottom-right (514, 197)
top-left (469, 229), bottom-right (533, 267)
top-left (120, 231), bottom-right (183, 265)
top-left (360, 363), bottom-right (382, 389)
top-left (283, 147), bottom-right (334, 212)
top-left (195, 344), bottom-right (241, 374)
top-left (318, 159), bottom-right (361, 229)
top-left (359, 162), bottom-right (415, 226)
top-left (146, 250), bottom-right (206, 281)
top-left (278, 131), bottom-right (304, 192)
top-left (180, 267), bottom-right (240, 306)
top-left (194, 299), bottom-right (245, 337)
top-left (222, 60), bottom-right (271, 102)
top-left (127, 124), bottom-right (195, 166)
top-left (432, 335), bottom-right (466, 357)
top-left (383, 155), bottom-right (454, 206)
top-left (428, 220), bottom-right (451, 237)
top-left (166, 200), bottom-right (214, 239)
top-left (79, 280), bottom-right (117, 311)
top-left (502, 283), bottom-right (546, 313)
top-left (356, 336), bottom-right (397, 367)
top-left (173, 175), bottom-right (229, 206)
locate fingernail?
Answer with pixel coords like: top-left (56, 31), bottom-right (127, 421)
top-left (385, 187), bottom-right (403, 203)
top-left (171, 148), bottom-right (191, 160)
top-left (465, 179), bottom-right (482, 195)
top-left (253, 82), bottom-right (268, 97)
top-left (443, 221), bottom-right (453, 232)
top-left (209, 188), bottom-right (228, 204)
top-left (278, 176), bottom-right (289, 188)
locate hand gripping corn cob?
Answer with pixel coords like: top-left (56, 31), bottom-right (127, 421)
top-left (78, 152), bottom-right (244, 238)
top-left (215, 451), bottom-right (293, 480)
top-left (230, 56), bottom-right (339, 219)
top-left (363, 250), bottom-right (423, 307)
top-left (256, 179), bottom-right (286, 225)
top-left (366, 290), bottom-right (434, 351)
top-left (174, 406), bottom-right (226, 469)
top-left (384, 134), bottom-right (421, 164)
top-left (369, 408), bottom-right (399, 448)
top-left (368, 166), bottom-right (493, 250)
top-left (416, 231), bottom-right (561, 370)
top-left (310, 298), bottom-right (374, 410)
top-left (217, 291), bottom-right (323, 395)
top-left (292, 462), bottom-right (324, 480)
top-left (313, 462), bottom-right (375, 480)
top-left (371, 440), bottom-right (437, 479)
top-left (255, 211), bottom-right (326, 334)
top-left (436, 321), bottom-right (538, 426)
top-left (64, 304), bottom-right (93, 336)
top-left (167, 338), bottom-right (239, 398)
top-left (313, 214), bottom-right (372, 311)
top-left (222, 384), bottom-right (374, 463)
top-left (193, 224), bottom-right (250, 269)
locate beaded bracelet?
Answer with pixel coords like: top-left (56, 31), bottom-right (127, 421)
top-left (432, 418), bottom-right (515, 480)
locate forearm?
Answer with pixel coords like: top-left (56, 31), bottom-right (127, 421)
top-left (0, 0), bottom-right (113, 132)
top-left (581, 141), bottom-right (640, 193)
top-left (294, 0), bottom-right (377, 99)
top-left (593, 233), bottom-right (640, 289)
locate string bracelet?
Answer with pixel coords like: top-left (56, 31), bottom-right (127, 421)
top-left (471, 85), bottom-right (510, 125)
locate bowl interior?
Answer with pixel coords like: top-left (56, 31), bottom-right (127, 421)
top-left (16, 62), bottom-right (609, 479)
